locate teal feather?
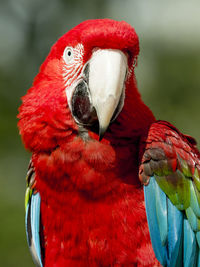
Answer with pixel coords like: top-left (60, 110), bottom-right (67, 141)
top-left (30, 193), bottom-right (43, 267)
top-left (197, 250), bottom-right (200, 267)
top-left (25, 192), bottom-right (43, 267)
top-left (183, 218), bottom-right (198, 267)
top-left (167, 199), bottom-right (183, 267)
top-left (155, 180), bottom-right (168, 246)
top-left (186, 207), bottom-right (199, 232)
top-left (144, 177), bottom-right (184, 267)
top-left (190, 181), bottom-right (200, 218)
top-left (196, 232), bottom-right (200, 247)
top-left (140, 120), bottom-right (200, 266)
top-left (144, 178), bottom-right (167, 266)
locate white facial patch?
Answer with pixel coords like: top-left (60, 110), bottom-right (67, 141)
top-left (62, 43), bottom-right (84, 111)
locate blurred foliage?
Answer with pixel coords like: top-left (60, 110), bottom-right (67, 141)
top-left (0, 0), bottom-right (200, 266)
top-left (136, 42), bottom-right (200, 138)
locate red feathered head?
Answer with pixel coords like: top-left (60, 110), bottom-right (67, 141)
top-left (18, 19), bottom-right (153, 152)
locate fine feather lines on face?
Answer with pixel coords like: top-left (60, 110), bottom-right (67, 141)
top-left (62, 43), bottom-right (84, 88)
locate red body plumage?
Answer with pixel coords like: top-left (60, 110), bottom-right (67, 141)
top-left (18, 19), bottom-right (161, 266)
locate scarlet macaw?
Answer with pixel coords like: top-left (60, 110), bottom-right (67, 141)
top-left (18, 19), bottom-right (200, 267)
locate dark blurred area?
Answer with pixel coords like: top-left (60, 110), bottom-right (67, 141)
top-left (0, 0), bottom-right (199, 266)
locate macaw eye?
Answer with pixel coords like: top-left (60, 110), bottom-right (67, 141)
top-left (63, 47), bottom-right (74, 64)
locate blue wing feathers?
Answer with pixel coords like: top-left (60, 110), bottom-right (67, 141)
top-left (167, 199), bottom-right (183, 267)
top-left (155, 180), bottom-right (168, 246)
top-left (183, 218), bottom-right (198, 267)
top-left (25, 192), bottom-right (43, 267)
top-left (196, 232), bottom-right (200, 247)
top-left (144, 178), bottom-right (167, 266)
top-left (197, 250), bottom-right (200, 267)
top-left (144, 176), bottom-right (200, 267)
top-left (196, 231), bottom-right (200, 267)
top-left (31, 193), bottom-right (43, 267)
top-left (186, 207), bottom-right (199, 232)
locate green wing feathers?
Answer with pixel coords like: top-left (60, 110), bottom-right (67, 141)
top-left (139, 120), bottom-right (200, 234)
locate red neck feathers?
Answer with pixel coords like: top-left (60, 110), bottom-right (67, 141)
top-left (18, 19), bottom-right (155, 195)
top-left (18, 21), bottom-right (158, 265)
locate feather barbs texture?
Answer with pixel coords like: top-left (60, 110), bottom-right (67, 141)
top-left (18, 19), bottom-right (154, 152)
top-left (18, 57), bottom-right (79, 152)
top-left (19, 19), bottom-right (160, 266)
top-left (44, 19), bottom-right (140, 66)
top-left (32, 137), bottom-right (159, 266)
top-left (38, 177), bottom-right (157, 267)
top-left (62, 43), bottom-right (84, 88)
top-left (139, 120), bottom-right (200, 232)
top-left (139, 120), bottom-right (200, 186)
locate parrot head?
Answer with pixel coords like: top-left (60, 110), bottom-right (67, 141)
top-left (18, 19), bottom-right (154, 152)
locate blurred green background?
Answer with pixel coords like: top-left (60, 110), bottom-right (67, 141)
top-left (0, 0), bottom-right (200, 266)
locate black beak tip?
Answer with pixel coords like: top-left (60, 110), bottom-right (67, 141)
top-left (99, 126), bottom-right (107, 141)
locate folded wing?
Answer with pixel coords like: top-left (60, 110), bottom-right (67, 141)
top-left (25, 160), bottom-right (43, 267)
top-left (139, 120), bottom-right (200, 267)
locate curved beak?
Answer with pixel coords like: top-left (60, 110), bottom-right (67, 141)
top-left (88, 49), bottom-right (127, 139)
